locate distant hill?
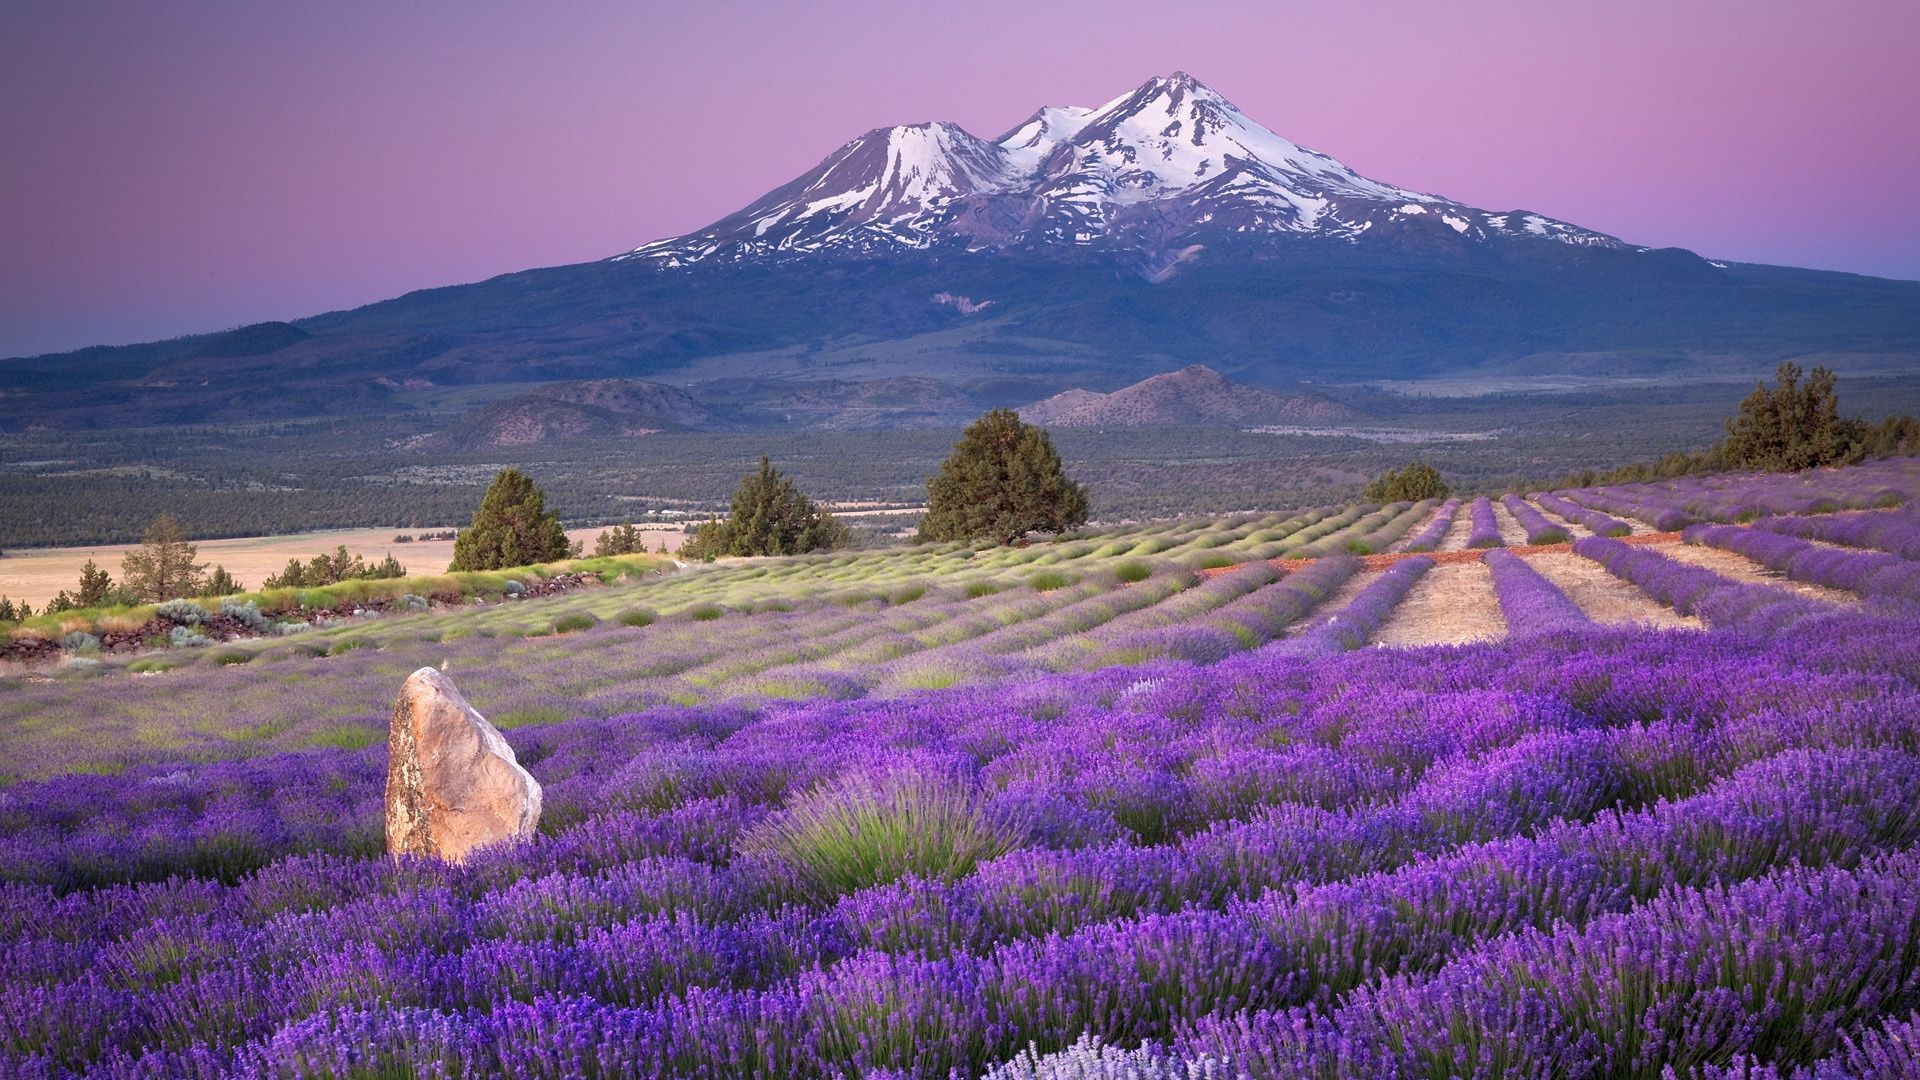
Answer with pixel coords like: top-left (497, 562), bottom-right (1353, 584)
top-left (1021, 365), bottom-right (1352, 427)
top-left (433, 379), bottom-right (718, 448)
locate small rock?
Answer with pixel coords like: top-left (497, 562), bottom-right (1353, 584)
top-left (386, 667), bottom-right (542, 862)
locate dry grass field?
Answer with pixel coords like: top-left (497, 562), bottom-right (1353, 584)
top-left (0, 525), bottom-right (685, 608)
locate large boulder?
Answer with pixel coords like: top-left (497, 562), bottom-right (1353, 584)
top-left (385, 667), bottom-right (542, 862)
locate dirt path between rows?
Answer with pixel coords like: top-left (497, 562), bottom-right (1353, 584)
top-left (1492, 501), bottom-right (1531, 546)
top-left (1435, 505), bottom-right (1477, 552)
top-left (1372, 560), bottom-right (1504, 646)
top-left (1525, 551), bottom-right (1701, 629)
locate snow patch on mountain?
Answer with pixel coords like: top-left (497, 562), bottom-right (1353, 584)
top-left (620, 72), bottom-right (1622, 268)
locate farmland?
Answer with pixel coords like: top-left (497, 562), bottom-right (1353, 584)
top-left (2, 456), bottom-right (1919, 1077)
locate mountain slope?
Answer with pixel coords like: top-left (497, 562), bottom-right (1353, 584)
top-left (6, 71), bottom-right (1918, 434)
top-left (621, 72), bottom-right (1619, 273)
top-left (1022, 365), bottom-right (1352, 427)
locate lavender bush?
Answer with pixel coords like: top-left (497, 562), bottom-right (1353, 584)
top-left (1485, 549), bottom-right (1591, 636)
top-left (1687, 522), bottom-right (1920, 602)
top-left (1467, 497), bottom-right (1503, 548)
top-left (1500, 494), bottom-right (1571, 545)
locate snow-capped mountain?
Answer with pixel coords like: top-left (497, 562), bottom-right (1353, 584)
top-left (621, 72), bottom-right (1622, 271)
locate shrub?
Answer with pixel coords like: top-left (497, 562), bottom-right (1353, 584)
top-left (326, 638), bottom-right (373, 656)
top-left (397, 594), bottom-right (429, 612)
top-left (210, 649), bottom-right (253, 666)
top-left (551, 612), bottom-right (599, 634)
top-left (1114, 560), bottom-right (1153, 583)
top-left (689, 604), bottom-right (725, 622)
top-left (1029, 570), bottom-right (1072, 592)
top-left (154, 599), bottom-right (206, 625)
top-left (59, 631), bottom-right (100, 654)
top-left (890, 585), bottom-right (927, 605)
top-left (746, 768), bottom-right (1029, 901)
top-left (217, 599), bottom-right (270, 631)
top-left (616, 608), bottom-right (657, 628)
top-left (168, 626), bottom-right (210, 648)
top-left (965, 581), bottom-right (1002, 599)
top-left (1365, 461), bottom-right (1449, 502)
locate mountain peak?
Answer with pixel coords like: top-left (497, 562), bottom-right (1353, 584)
top-left (621, 73), bottom-right (1625, 269)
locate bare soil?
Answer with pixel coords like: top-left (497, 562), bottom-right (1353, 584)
top-left (1528, 551), bottom-right (1700, 629)
top-left (1492, 501), bottom-right (1531, 546)
top-left (1372, 560), bottom-right (1506, 646)
top-left (1435, 506), bottom-right (1477, 552)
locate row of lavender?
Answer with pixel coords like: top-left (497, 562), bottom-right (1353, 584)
top-left (1568, 455), bottom-right (1917, 529)
top-left (5, 602), bottom-right (1920, 1076)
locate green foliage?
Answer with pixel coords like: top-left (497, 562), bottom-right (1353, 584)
top-left (1365, 461), bottom-right (1449, 501)
top-left (680, 457), bottom-right (850, 559)
top-left (1720, 362), bottom-right (1861, 471)
top-left (616, 608), bottom-right (657, 628)
top-left (1028, 570), bottom-right (1072, 592)
top-left (120, 514), bottom-right (208, 602)
top-left (1113, 560), bottom-right (1153, 583)
top-left (450, 468), bottom-right (571, 572)
top-left (203, 565), bottom-right (244, 596)
top-left (593, 521), bottom-right (647, 557)
top-left (551, 612), bottom-right (598, 634)
top-left (209, 649), bottom-right (253, 666)
top-left (747, 769), bottom-right (1029, 901)
top-left (264, 547), bottom-right (403, 589)
top-left (964, 581), bottom-right (1001, 599)
top-left (919, 410), bottom-right (1089, 545)
top-left (77, 560), bottom-right (117, 607)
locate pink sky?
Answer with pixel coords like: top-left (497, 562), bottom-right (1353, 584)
top-left (2, 0), bottom-right (1916, 357)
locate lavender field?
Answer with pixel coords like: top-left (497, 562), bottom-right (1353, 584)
top-left (5, 459), bottom-right (1920, 1077)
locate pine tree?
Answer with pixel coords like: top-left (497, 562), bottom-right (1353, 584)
top-left (682, 457), bottom-right (850, 559)
top-left (120, 513), bottom-right (208, 601)
top-left (920, 410), bottom-right (1089, 545)
top-left (76, 560), bottom-right (116, 607)
top-left (1720, 362), bottom-right (1864, 471)
top-left (205, 566), bottom-right (244, 595)
top-left (594, 521), bottom-right (645, 557)
top-left (449, 468), bottom-right (572, 571)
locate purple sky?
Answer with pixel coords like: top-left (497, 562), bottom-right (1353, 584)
top-left (3, 0), bottom-right (1917, 358)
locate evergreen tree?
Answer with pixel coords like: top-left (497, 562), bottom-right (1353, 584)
top-left (204, 565), bottom-right (244, 596)
top-left (682, 457), bottom-right (850, 559)
top-left (120, 513), bottom-right (208, 601)
top-left (594, 521), bottom-right (646, 557)
top-left (262, 559), bottom-right (309, 589)
top-left (365, 554), bottom-right (406, 580)
top-left (0, 597), bottom-right (18, 622)
top-left (1365, 461), bottom-right (1448, 502)
top-left (76, 560), bottom-right (116, 607)
top-left (919, 410), bottom-right (1089, 545)
top-left (1719, 362), bottom-right (1863, 471)
top-left (449, 468), bottom-right (572, 571)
